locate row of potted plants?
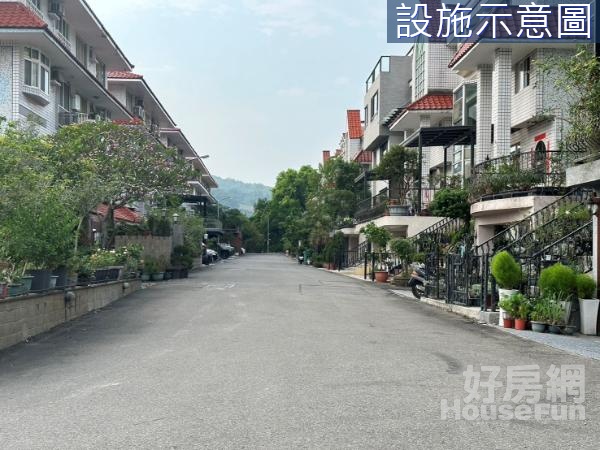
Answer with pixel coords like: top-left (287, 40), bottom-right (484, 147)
top-left (0, 245), bottom-right (146, 300)
top-left (492, 250), bottom-right (599, 335)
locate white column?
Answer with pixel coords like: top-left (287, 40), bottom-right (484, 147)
top-left (476, 65), bottom-right (493, 164)
top-left (492, 49), bottom-right (512, 158)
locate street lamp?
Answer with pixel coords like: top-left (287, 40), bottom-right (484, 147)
top-left (198, 155), bottom-right (210, 159)
top-left (173, 213), bottom-right (179, 224)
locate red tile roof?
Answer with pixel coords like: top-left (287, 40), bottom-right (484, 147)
top-left (407, 93), bottom-right (453, 111)
top-left (448, 43), bottom-right (475, 68)
top-left (107, 71), bottom-right (144, 80)
top-left (95, 204), bottom-right (143, 224)
top-left (0, 2), bottom-right (47, 29)
top-left (347, 110), bottom-right (363, 139)
top-left (354, 150), bottom-right (372, 164)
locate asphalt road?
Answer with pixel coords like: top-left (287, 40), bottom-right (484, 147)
top-left (1, 254), bottom-right (600, 449)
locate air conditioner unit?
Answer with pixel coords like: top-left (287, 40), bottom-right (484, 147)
top-left (133, 106), bottom-right (145, 121)
top-left (72, 94), bottom-right (82, 112)
top-left (49, 1), bottom-right (65, 18)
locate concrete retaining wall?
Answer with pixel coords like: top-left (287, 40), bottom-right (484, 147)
top-left (115, 236), bottom-right (172, 261)
top-left (0, 280), bottom-right (141, 351)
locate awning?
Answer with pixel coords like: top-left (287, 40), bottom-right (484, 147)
top-left (403, 126), bottom-right (476, 149)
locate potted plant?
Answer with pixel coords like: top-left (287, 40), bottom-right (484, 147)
top-left (491, 251), bottom-right (522, 325)
top-left (142, 258), bottom-right (158, 282)
top-left (547, 298), bottom-right (566, 334)
top-left (530, 299), bottom-right (549, 333)
top-left (576, 274), bottom-right (599, 336)
top-left (372, 145), bottom-right (419, 214)
top-left (539, 263), bottom-right (577, 324)
top-left (390, 238), bottom-right (414, 287)
top-left (498, 294), bottom-right (517, 328)
top-left (151, 257), bottom-right (167, 282)
top-left (361, 223), bottom-right (392, 283)
top-left (511, 293), bottom-right (531, 331)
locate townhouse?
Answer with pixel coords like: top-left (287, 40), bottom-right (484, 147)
top-left (449, 41), bottom-right (577, 246)
top-left (0, 0), bottom-right (217, 221)
top-left (336, 51), bottom-right (462, 253)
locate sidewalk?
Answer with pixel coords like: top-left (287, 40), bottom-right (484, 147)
top-left (326, 267), bottom-right (600, 361)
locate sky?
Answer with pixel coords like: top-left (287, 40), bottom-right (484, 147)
top-left (87, 0), bottom-right (409, 186)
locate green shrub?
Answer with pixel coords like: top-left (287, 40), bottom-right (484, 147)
top-left (538, 263), bottom-right (576, 299)
top-left (576, 274), bottom-right (597, 299)
top-left (361, 223), bottom-right (392, 250)
top-left (171, 246), bottom-right (194, 270)
top-left (491, 251), bottom-right (522, 290)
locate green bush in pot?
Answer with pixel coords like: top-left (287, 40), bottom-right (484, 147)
top-left (538, 263), bottom-right (576, 300)
top-left (491, 251), bottom-right (522, 291)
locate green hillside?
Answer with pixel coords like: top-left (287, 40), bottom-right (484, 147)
top-left (212, 176), bottom-right (272, 216)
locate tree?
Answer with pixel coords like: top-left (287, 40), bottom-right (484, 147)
top-left (51, 122), bottom-right (194, 247)
top-left (429, 188), bottom-right (471, 221)
top-left (372, 145), bottom-right (419, 204)
top-left (52, 122), bottom-right (194, 209)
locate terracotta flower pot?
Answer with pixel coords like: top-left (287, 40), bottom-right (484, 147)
top-left (374, 271), bottom-right (389, 283)
top-left (503, 318), bottom-right (515, 329)
top-left (515, 319), bottom-right (528, 331)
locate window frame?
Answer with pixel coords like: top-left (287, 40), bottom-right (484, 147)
top-left (24, 46), bottom-right (50, 94)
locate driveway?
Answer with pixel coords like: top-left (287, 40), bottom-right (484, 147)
top-left (1, 254), bottom-right (599, 449)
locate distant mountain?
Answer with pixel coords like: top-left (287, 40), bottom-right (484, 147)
top-left (212, 176), bottom-right (272, 216)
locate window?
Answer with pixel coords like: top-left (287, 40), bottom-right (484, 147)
top-left (516, 56), bottom-right (531, 93)
top-left (24, 47), bottom-right (50, 93)
top-left (370, 91), bottom-right (379, 121)
top-left (464, 84), bottom-right (477, 126)
top-left (414, 43), bottom-right (426, 100)
top-left (453, 88), bottom-right (463, 126)
top-left (55, 16), bottom-right (70, 40)
top-left (58, 82), bottom-right (71, 110)
top-left (510, 143), bottom-right (521, 154)
top-left (76, 37), bottom-right (88, 66)
top-left (364, 106), bottom-right (369, 126)
top-left (96, 60), bottom-right (106, 85)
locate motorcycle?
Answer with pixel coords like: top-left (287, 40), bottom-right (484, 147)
top-left (298, 255), bottom-right (305, 265)
top-left (408, 264), bottom-right (427, 299)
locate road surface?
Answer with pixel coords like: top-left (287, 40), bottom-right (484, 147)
top-left (1, 254), bottom-right (599, 449)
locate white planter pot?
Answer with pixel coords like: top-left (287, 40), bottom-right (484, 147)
top-left (498, 289), bottom-right (519, 326)
top-left (579, 299), bottom-right (600, 336)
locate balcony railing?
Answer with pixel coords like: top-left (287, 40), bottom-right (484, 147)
top-left (353, 188), bottom-right (439, 224)
top-left (58, 112), bottom-right (93, 126)
top-left (26, 0), bottom-right (44, 19)
top-left (469, 150), bottom-right (569, 202)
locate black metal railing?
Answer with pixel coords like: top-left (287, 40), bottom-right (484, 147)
top-left (355, 189), bottom-right (389, 222)
top-left (338, 241), bottom-right (370, 270)
top-left (476, 188), bottom-right (595, 256)
top-left (412, 217), bottom-right (465, 254)
top-left (469, 150), bottom-right (570, 202)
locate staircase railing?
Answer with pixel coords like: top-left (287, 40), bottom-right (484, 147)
top-left (476, 188), bottom-right (595, 256)
top-left (412, 217), bottom-right (464, 254)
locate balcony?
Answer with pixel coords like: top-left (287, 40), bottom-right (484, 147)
top-left (354, 188), bottom-right (438, 224)
top-left (469, 150), bottom-right (569, 203)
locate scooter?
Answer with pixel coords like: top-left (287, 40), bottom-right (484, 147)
top-left (408, 264), bottom-right (427, 299)
top-left (298, 255), bottom-right (305, 265)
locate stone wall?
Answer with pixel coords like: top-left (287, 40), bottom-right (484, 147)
top-left (0, 280), bottom-right (141, 351)
top-left (115, 236), bottom-right (172, 261)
